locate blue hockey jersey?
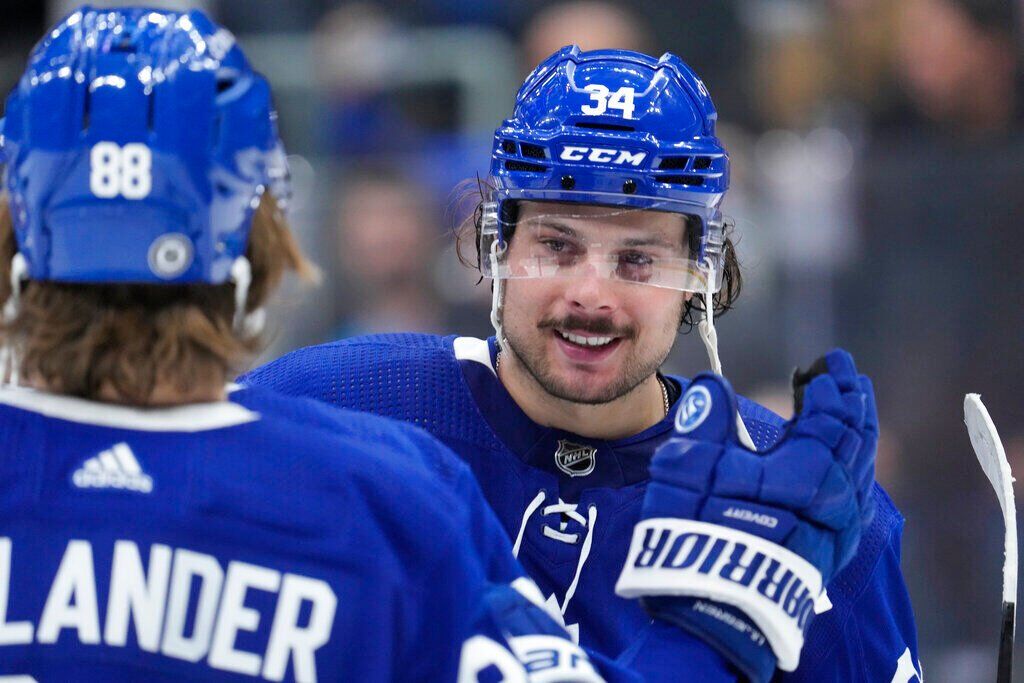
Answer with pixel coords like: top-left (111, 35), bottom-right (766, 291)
top-left (243, 333), bottom-right (923, 682)
top-left (0, 382), bottom-right (553, 682)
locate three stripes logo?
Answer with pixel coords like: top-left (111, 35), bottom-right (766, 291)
top-left (72, 442), bottom-right (153, 493)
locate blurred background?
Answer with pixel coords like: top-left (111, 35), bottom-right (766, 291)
top-left (5, 1), bottom-right (1024, 679)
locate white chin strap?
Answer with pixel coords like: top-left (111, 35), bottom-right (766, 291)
top-left (229, 256), bottom-right (266, 337)
top-left (488, 240), bottom-right (509, 356)
top-left (2, 253), bottom-right (28, 324)
top-left (0, 254), bottom-right (28, 386)
top-left (697, 258), bottom-right (756, 450)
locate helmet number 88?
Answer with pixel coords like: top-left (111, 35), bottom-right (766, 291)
top-left (580, 85), bottom-right (636, 119)
top-left (90, 142), bottom-right (152, 199)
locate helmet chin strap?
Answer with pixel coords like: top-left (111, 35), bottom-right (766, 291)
top-left (229, 256), bottom-right (266, 337)
top-left (2, 253), bottom-right (28, 324)
top-left (0, 254), bottom-right (28, 386)
top-left (488, 239), bottom-right (509, 356)
top-left (697, 258), bottom-right (756, 450)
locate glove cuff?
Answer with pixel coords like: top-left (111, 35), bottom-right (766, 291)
top-left (643, 596), bottom-right (777, 683)
top-left (615, 518), bottom-right (828, 671)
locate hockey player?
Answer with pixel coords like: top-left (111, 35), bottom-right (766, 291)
top-left (0, 10), bottom-right (610, 682)
top-left (243, 48), bottom-right (921, 681)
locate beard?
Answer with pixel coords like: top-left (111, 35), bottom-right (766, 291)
top-left (503, 311), bottom-right (673, 405)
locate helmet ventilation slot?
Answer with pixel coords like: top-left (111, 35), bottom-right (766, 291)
top-left (519, 143), bottom-right (547, 159)
top-left (659, 175), bottom-right (704, 186)
top-left (505, 160), bottom-right (548, 172)
top-left (657, 156), bottom-right (690, 170)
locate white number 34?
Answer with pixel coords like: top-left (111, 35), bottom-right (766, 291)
top-left (89, 142), bottom-right (152, 199)
top-left (580, 85), bottom-right (637, 119)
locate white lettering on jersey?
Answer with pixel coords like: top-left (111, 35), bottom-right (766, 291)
top-left (0, 539), bottom-right (32, 645)
top-left (0, 538), bottom-right (337, 682)
top-left (37, 541), bottom-right (101, 644)
top-left (105, 541), bottom-right (172, 651)
top-left (263, 574), bottom-right (338, 683)
top-left (209, 561), bottom-right (281, 676)
top-left (162, 548), bottom-right (224, 662)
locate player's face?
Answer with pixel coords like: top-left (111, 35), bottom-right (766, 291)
top-left (501, 201), bottom-right (689, 404)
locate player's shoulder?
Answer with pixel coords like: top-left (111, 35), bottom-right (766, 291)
top-left (231, 382), bottom-right (474, 489)
top-left (239, 332), bottom-right (461, 401)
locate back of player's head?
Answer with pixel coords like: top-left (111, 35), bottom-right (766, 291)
top-left (1, 5), bottom-right (285, 285)
top-left (0, 7), bottom-right (313, 401)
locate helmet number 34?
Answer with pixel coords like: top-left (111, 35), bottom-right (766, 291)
top-left (89, 142), bottom-right (153, 199)
top-left (580, 85), bottom-right (636, 119)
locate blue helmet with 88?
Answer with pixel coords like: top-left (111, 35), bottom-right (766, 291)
top-left (0, 6), bottom-right (287, 286)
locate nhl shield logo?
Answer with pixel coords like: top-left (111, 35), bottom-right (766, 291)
top-left (554, 440), bottom-right (597, 477)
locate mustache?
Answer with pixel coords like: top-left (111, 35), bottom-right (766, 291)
top-left (538, 314), bottom-right (636, 339)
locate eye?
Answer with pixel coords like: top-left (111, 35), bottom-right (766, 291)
top-left (540, 238), bottom-right (567, 253)
top-left (617, 251), bottom-right (654, 282)
top-left (619, 251), bottom-right (653, 267)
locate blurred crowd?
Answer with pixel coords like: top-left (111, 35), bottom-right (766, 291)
top-left (4, 1), bottom-right (1024, 680)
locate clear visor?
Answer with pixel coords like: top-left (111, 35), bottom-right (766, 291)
top-left (479, 199), bottom-right (724, 293)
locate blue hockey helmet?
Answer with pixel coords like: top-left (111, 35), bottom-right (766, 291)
top-left (483, 46), bottom-right (729, 293)
top-left (0, 6), bottom-right (287, 285)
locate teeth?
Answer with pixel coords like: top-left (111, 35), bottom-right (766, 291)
top-left (559, 330), bottom-right (614, 347)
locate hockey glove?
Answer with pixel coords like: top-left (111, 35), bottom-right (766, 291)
top-left (615, 349), bottom-right (878, 682)
top-left (461, 578), bottom-right (607, 683)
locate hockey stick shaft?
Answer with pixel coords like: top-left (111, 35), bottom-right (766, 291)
top-left (999, 601), bottom-right (1014, 683)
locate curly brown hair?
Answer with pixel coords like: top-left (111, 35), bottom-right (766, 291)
top-left (0, 194), bottom-right (315, 403)
top-left (449, 179), bottom-right (742, 329)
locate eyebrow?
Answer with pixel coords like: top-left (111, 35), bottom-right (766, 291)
top-left (535, 218), bottom-right (681, 250)
top-left (620, 236), bottom-right (678, 249)
top-left (535, 220), bottom-right (579, 238)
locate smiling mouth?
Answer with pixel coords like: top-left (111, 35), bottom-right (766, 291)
top-left (555, 329), bottom-right (617, 348)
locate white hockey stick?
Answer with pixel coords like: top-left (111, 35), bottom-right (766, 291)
top-left (965, 394), bottom-right (1017, 683)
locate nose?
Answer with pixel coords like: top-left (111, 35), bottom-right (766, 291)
top-left (562, 270), bottom-right (617, 314)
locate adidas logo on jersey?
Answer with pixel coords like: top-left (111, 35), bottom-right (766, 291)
top-left (72, 443), bottom-right (153, 493)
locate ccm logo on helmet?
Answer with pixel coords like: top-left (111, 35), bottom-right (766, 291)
top-left (559, 146), bottom-right (647, 166)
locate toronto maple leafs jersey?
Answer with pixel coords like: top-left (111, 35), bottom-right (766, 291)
top-left (0, 382), bottom-right (538, 682)
top-left (242, 333), bottom-right (923, 682)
